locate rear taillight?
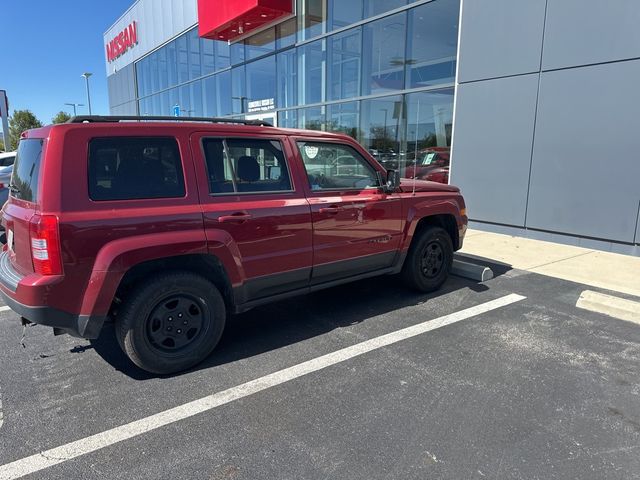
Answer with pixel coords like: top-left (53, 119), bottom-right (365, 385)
top-left (29, 215), bottom-right (63, 275)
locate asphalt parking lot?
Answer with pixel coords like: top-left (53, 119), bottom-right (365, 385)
top-left (0, 264), bottom-right (639, 480)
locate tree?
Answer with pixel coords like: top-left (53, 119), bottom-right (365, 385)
top-left (8, 110), bottom-right (42, 150)
top-left (369, 126), bottom-right (395, 152)
top-left (0, 137), bottom-right (4, 152)
top-left (52, 111), bottom-right (71, 124)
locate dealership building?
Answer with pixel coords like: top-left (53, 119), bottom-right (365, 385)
top-left (105, 0), bottom-right (640, 256)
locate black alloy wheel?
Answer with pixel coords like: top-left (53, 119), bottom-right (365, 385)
top-left (116, 272), bottom-right (226, 375)
top-left (420, 241), bottom-right (446, 279)
top-left (145, 294), bottom-right (207, 353)
top-left (402, 225), bottom-right (453, 292)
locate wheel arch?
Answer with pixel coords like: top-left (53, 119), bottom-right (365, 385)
top-left (414, 214), bottom-right (459, 251)
top-left (114, 254), bottom-right (235, 314)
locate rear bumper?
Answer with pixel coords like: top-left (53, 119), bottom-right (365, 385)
top-left (0, 250), bottom-right (106, 339)
top-left (0, 290), bottom-right (106, 339)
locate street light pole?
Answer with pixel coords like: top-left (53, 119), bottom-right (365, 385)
top-left (232, 96), bottom-right (248, 114)
top-left (81, 73), bottom-right (93, 115)
top-left (381, 108), bottom-right (389, 150)
top-left (64, 103), bottom-right (84, 116)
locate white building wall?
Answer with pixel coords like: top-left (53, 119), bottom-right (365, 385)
top-left (104, 0), bottom-right (197, 77)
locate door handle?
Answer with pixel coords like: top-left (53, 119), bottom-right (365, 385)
top-left (218, 213), bottom-right (253, 223)
top-left (319, 206), bottom-right (341, 214)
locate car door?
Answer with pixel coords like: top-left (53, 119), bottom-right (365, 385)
top-left (190, 132), bottom-right (313, 302)
top-left (294, 138), bottom-right (403, 285)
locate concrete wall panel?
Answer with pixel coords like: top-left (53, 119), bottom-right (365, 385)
top-left (635, 203), bottom-right (640, 245)
top-left (543, 0), bottom-right (640, 71)
top-left (526, 60), bottom-right (640, 243)
top-left (457, 0), bottom-right (546, 83)
top-left (450, 74), bottom-right (539, 226)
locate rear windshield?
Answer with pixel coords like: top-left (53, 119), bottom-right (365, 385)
top-left (11, 139), bottom-right (43, 202)
top-left (88, 137), bottom-right (185, 201)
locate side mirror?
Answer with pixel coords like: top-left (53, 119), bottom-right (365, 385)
top-left (382, 170), bottom-right (400, 194)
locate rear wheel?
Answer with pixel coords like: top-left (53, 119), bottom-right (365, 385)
top-left (116, 272), bottom-right (226, 374)
top-left (402, 225), bottom-right (453, 292)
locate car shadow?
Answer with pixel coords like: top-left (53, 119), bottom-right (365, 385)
top-left (89, 272), bottom-right (498, 380)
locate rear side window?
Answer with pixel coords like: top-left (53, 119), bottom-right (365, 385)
top-left (11, 139), bottom-right (43, 202)
top-left (202, 138), bottom-right (292, 194)
top-left (88, 137), bottom-right (185, 201)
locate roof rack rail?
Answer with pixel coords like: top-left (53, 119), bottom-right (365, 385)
top-left (66, 115), bottom-right (273, 127)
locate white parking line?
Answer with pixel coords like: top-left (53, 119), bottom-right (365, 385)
top-left (0, 303), bottom-right (14, 433)
top-left (0, 293), bottom-right (525, 480)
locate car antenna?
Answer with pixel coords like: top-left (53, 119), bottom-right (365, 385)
top-left (412, 101), bottom-right (420, 197)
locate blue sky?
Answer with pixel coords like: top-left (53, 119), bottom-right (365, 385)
top-left (1, 0), bottom-right (134, 127)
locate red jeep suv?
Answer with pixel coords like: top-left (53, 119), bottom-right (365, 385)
top-left (0, 116), bottom-right (467, 374)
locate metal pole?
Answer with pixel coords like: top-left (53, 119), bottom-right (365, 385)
top-left (64, 103), bottom-right (83, 116)
top-left (0, 90), bottom-right (10, 151)
top-left (382, 108), bottom-right (388, 151)
top-left (82, 73), bottom-right (93, 115)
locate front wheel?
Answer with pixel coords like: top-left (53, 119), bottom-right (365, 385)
top-left (402, 226), bottom-right (453, 292)
top-left (116, 272), bottom-right (226, 375)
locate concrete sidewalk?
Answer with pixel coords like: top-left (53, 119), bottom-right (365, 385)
top-left (460, 229), bottom-right (640, 297)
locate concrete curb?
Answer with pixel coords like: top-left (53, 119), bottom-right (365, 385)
top-left (576, 290), bottom-right (640, 324)
top-left (452, 259), bottom-right (494, 282)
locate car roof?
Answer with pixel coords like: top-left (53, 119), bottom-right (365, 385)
top-left (22, 120), bottom-right (356, 144)
top-left (0, 151), bottom-right (16, 159)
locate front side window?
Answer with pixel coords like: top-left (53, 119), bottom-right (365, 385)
top-left (297, 141), bottom-right (379, 190)
top-left (88, 137), bottom-right (185, 201)
top-left (203, 138), bottom-right (292, 194)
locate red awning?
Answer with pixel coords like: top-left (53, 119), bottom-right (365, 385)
top-left (198, 0), bottom-right (293, 41)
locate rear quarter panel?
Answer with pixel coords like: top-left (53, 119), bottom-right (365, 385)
top-left (40, 125), bottom-right (209, 316)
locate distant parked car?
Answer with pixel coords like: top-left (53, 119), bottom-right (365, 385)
top-left (404, 147), bottom-right (450, 184)
top-left (0, 168), bottom-right (12, 204)
top-left (0, 151), bottom-right (16, 169)
top-left (0, 152), bottom-right (16, 204)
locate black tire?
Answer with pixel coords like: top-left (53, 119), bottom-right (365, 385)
top-left (401, 225), bottom-right (453, 292)
top-left (115, 272), bottom-right (226, 375)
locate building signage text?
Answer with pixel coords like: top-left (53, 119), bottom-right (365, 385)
top-left (106, 21), bottom-right (138, 63)
top-left (248, 98), bottom-right (275, 113)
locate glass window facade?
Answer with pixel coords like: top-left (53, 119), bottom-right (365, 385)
top-left (298, 39), bottom-right (326, 105)
top-left (246, 56), bottom-right (276, 106)
top-left (246, 27), bottom-right (276, 60)
top-left (328, 0), bottom-right (363, 31)
top-left (361, 12), bottom-right (407, 96)
top-left (328, 27), bottom-right (361, 101)
top-left (125, 0), bottom-right (459, 179)
top-left (406, 1), bottom-right (459, 88)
